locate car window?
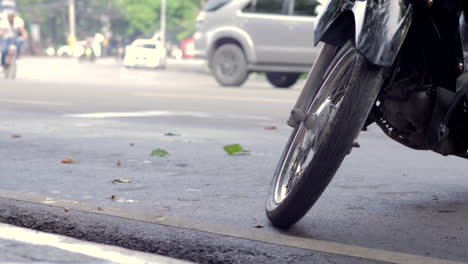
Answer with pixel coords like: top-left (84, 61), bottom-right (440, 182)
top-left (203, 0), bottom-right (232, 12)
top-left (244, 0), bottom-right (288, 15)
top-left (293, 0), bottom-right (322, 17)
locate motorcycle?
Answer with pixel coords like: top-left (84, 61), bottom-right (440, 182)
top-left (77, 40), bottom-right (97, 63)
top-left (3, 43), bottom-right (17, 79)
top-left (266, 0), bottom-right (468, 228)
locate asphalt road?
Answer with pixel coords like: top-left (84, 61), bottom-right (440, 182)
top-left (0, 222), bottom-right (191, 264)
top-left (0, 58), bottom-right (467, 264)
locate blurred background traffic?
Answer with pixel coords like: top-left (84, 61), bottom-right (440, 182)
top-left (1, 0), bottom-right (201, 62)
top-left (0, 0), bottom-right (325, 88)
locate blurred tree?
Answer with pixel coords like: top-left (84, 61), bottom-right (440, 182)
top-left (18, 0), bottom-right (124, 43)
top-left (16, 0), bottom-right (202, 47)
top-left (116, 0), bottom-right (202, 41)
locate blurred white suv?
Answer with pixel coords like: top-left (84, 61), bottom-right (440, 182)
top-left (195, 0), bottom-right (323, 88)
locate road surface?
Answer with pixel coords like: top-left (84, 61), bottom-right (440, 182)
top-left (0, 58), bottom-right (467, 264)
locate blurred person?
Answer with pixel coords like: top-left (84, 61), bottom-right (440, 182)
top-left (92, 33), bottom-right (105, 58)
top-left (0, 10), bottom-right (28, 69)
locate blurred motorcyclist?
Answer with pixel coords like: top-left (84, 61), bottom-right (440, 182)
top-left (0, 10), bottom-right (28, 69)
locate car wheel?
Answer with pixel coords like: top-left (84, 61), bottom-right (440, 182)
top-left (211, 44), bottom-right (249, 87)
top-left (266, 72), bottom-right (301, 89)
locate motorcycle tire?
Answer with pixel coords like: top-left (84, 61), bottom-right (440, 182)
top-left (266, 41), bottom-right (384, 228)
top-left (9, 63), bottom-right (17, 80)
top-left (3, 66), bottom-right (9, 79)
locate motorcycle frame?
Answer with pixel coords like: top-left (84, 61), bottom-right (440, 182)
top-left (288, 0), bottom-right (414, 127)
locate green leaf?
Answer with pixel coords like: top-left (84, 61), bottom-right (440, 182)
top-left (223, 144), bottom-right (249, 155)
top-left (151, 148), bottom-right (170, 157)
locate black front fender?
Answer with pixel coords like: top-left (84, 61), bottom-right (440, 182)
top-left (315, 0), bottom-right (413, 67)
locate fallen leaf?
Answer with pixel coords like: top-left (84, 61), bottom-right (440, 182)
top-left (253, 225), bottom-right (264, 229)
top-left (98, 207), bottom-right (104, 211)
top-left (223, 144), bottom-right (249, 155)
top-left (164, 132), bottom-right (181, 136)
top-left (151, 148), bottom-right (170, 157)
top-left (264, 126), bottom-right (278, 130)
top-left (11, 135), bottom-right (22, 138)
top-left (62, 158), bottom-right (75, 164)
top-left (112, 178), bottom-right (132, 184)
top-left (116, 160), bottom-right (123, 167)
top-left (64, 208), bottom-right (70, 212)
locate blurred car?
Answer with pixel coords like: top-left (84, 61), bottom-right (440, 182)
top-left (181, 37), bottom-right (196, 58)
top-left (194, 0), bottom-right (324, 88)
top-left (124, 39), bottom-right (166, 69)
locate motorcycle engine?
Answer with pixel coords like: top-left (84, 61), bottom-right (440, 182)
top-left (383, 79), bottom-right (432, 134)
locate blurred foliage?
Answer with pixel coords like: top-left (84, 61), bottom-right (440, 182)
top-left (117, 0), bottom-right (201, 41)
top-left (16, 0), bottom-right (202, 44)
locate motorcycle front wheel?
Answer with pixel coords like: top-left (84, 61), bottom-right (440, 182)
top-left (266, 41), bottom-right (384, 228)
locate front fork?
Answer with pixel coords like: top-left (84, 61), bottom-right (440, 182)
top-left (287, 44), bottom-right (337, 128)
top-left (6, 45), bottom-right (17, 66)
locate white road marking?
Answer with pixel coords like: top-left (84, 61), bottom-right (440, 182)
top-left (66, 110), bottom-right (212, 118)
top-left (65, 110), bottom-right (273, 121)
top-left (133, 92), bottom-right (297, 104)
top-left (0, 223), bottom-right (191, 264)
top-left (0, 99), bottom-right (71, 106)
top-left (74, 123), bottom-right (92, 127)
top-left (0, 189), bottom-right (465, 264)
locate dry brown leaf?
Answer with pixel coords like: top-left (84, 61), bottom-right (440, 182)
top-left (62, 158), bottom-right (75, 164)
top-left (264, 126), bottom-right (278, 130)
top-left (116, 160), bottom-right (123, 167)
top-left (98, 207), bottom-right (104, 211)
top-left (64, 208), bottom-right (70, 212)
top-left (112, 178), bottom-right (132, 184)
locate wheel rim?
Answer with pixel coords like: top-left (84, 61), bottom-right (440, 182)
top-left (273, 47), bottom-right (358, 204)
top-left (216, 50), bottom-right (240, 78)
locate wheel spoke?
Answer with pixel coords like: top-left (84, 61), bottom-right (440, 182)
top-left (273, 47), bottom-right (358, 204)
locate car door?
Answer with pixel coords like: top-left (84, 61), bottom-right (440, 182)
top-left (237, 0), bottom-right (294, 64)
top-left (286, 0), bottom-right (324, 65)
